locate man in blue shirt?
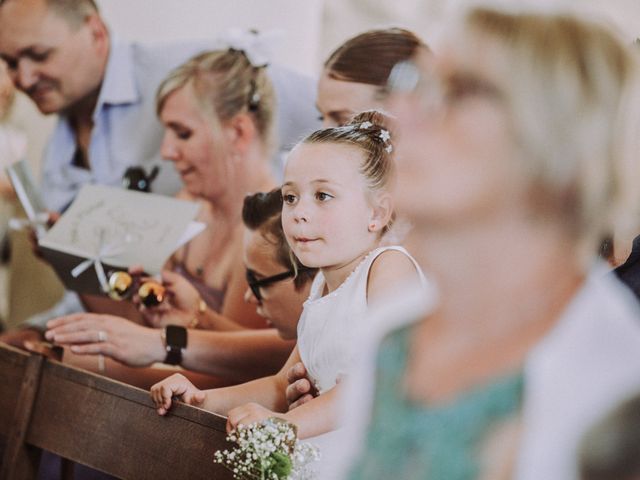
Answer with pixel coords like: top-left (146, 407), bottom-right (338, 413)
top-left (0, 0), bottom-right (319, 346)
top-left (0, 0), bottom-right (188, 211)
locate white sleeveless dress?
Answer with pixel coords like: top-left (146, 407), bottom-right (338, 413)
top-left (296, 245), bottom-right (425, 394)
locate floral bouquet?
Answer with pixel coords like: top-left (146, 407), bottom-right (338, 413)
top-left (214, 417), bottom-right (320, 480)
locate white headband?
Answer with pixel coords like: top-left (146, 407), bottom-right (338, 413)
top-left (216, 28), bottom-right (282, 68)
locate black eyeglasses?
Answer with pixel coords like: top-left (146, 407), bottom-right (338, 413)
top-left (245, 268), bottom-right (295, 302)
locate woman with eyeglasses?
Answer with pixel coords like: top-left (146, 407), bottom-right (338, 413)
top-left (328, 7), bottom-right (640, 480)
top-left (241, 189), bottom-right (316, 340)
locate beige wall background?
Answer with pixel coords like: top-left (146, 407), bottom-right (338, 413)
top-left (96, 0), bottom-right (323, 76)
top-left (5, 0), bottom-right (640, 326)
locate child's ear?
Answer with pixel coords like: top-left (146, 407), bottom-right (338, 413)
top-left (368, 192), bottom-right (393, 233)
top-left (225, 113), bottom-right (257, 156)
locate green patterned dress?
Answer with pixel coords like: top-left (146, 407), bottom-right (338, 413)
top-left (347, 325), bottom-right (524, 480)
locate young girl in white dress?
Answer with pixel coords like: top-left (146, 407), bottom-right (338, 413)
top-left (149, 110), bottom-right (425, 441)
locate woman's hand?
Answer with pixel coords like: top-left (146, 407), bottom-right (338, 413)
top-left (45, 313), bottom-right (164, 367)
top-left (226, 402), bottom-right (283, 433)
top-left (150, 373), bottom-right (205, 415)
top-left (134, 270), bottom-right (202, 328)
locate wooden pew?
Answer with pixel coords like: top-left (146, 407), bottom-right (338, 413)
top-left (0, 343), bottom-right (235, 480)
top-left (0, 344), bottom-right (42, 479)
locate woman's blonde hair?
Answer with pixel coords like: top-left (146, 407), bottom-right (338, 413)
top-left (156, 49), bottom-right (276, 155)
top-left (462, 7), bottom-right (640, 264)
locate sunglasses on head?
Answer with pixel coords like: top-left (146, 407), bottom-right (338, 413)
top-left (245, 268), bottom-right (296, 302)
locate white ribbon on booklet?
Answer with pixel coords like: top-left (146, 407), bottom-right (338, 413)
top-left (70, 232), bottom-right (131, 293)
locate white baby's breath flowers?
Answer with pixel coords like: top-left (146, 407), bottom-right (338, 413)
top-left (214, 418), bottom-right (320, 480)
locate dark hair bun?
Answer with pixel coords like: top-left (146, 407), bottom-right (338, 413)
top-left (242, 188), bottom-right (283, 230)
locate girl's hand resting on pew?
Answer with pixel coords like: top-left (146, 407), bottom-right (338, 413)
top-left (150, 372), bottom-right (205, 415)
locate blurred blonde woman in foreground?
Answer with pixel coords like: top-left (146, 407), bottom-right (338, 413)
top-left (332, 7), bottom-right (640, 480)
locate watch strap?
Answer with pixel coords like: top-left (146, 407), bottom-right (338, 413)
top-left (164, 347), bottom-right (182, 366)
top-left (163, 325), bottom-right (187, 365)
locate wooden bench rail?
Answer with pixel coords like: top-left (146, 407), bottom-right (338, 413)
top-left (0, 344), bottom-right (236, 480)
top-left (0, 345), bottom-right (43, 479)
top-left (0, 344), bottom-right (31, 442)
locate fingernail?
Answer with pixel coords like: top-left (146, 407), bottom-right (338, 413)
top-left (44, 331), bottom-right (53, 340)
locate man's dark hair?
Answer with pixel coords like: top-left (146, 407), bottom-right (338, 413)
top-left (45, 0), bottom-right (99, 28)
top-left (0, 0), bottom-right (99, 27)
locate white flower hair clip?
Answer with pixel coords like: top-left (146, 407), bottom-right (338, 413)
top-left (379, 129), bottom-right (393, 153)
top-left (354, 120), bottom-right (393, 153)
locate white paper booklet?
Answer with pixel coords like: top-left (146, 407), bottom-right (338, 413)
top-left (38, 184), bottom-right (203, 295)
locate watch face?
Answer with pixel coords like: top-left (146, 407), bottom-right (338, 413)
top-left (165, 325), bottom-right (187, 349)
